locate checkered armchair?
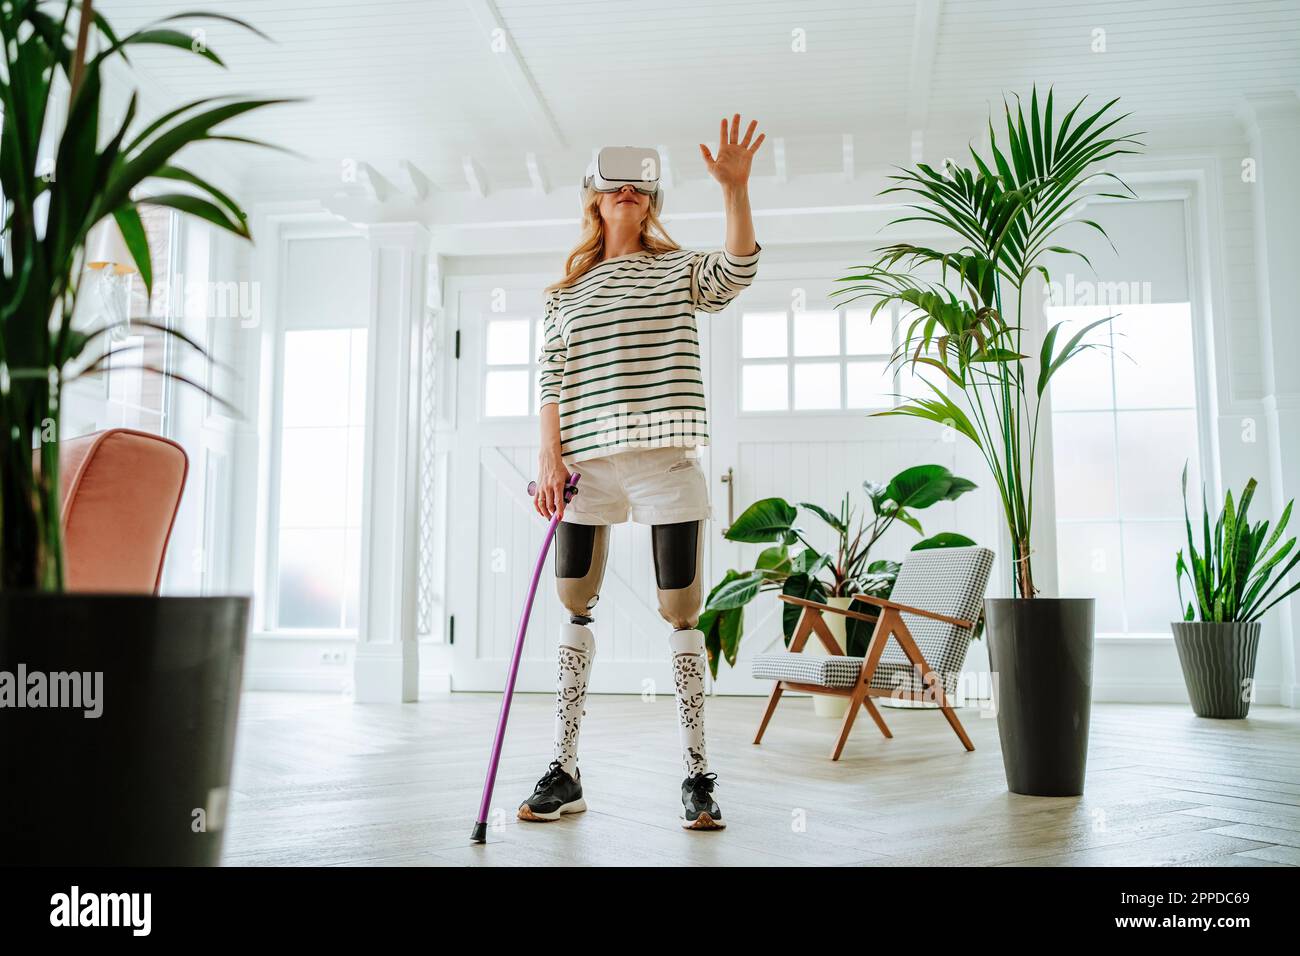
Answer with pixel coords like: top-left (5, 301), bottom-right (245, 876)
top-left (750, 545), bottom-right (995, 760)
top-left (868, 546), bottom-right (994, 694)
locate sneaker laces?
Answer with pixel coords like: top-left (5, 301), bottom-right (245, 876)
top-left (687, 771), bottom-right (718, 801)
top-left (534, 759), bottom-right (569, 794)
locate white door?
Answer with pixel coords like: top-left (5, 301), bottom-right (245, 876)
top-left (447, 277), bottom-right (710, 694)
top-left (705, 266), bottom-right (999, 697)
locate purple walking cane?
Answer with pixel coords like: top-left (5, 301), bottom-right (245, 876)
top-left (471, 471), bottom-right (581, 844)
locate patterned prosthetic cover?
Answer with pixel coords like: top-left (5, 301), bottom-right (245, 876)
top-left (553, 621), bottom-right (595, 777)
top-left (670, 626), bottom-right (709, 776)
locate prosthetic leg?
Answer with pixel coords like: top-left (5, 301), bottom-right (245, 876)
top-left (552, 521), bottom-right (609, 777)
top-left (653, 520), bottom-right (710, 777)
top-left (654, 519), bottom-right (724, 829)
top-left (515, 518), bottom-right (609, 824)
top-left (471, 473), bottom-right (579, 844)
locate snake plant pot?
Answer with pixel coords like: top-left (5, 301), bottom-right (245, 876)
top-left (1170, 621), bottom-right (1261, 719)
top-left (984, 597), bottom-right (1094, 797)
top-left (809, 596), bottom-right (853, 718)
top-left (0, 592), bottom-right (249, 865)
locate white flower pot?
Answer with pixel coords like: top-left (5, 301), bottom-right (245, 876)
top-left (807, 596), bottom-right (853, 718)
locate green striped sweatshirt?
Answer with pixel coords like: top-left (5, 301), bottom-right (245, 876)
top-left (538, 243), bottom-right (762, 461)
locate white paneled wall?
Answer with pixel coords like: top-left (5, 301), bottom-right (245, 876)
top-left (1219, 149), bottom-right (1265, 401)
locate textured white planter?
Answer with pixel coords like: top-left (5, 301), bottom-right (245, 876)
top-left (809, 596), bottom-right (852, 718)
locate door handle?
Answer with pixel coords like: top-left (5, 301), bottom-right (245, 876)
top-left (720, 466), bottom-right (734, 535)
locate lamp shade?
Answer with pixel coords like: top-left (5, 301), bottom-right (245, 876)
top-left (85, 217), bottom-right (138, 274)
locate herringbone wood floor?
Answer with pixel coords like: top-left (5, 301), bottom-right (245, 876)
top-left (221, 691), bottom-right (1300, 866)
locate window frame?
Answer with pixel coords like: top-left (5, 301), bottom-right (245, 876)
top-left (104, 205), bottom-right (181, 432)
top-left (480, 312), bottom-right (546, 421)
top-left (1048, 300), bottom-right (1208, 639)
top-left (271, 326), bottom-right (369, 632)
top-left (1043, 184), bottom-right (1219, 641)
top-left (261, 227), bottom-right (371, 636)
top-left (736, 301), bottom-right (925, 417)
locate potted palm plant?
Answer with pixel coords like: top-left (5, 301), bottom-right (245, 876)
top-left (1174, 464), bottom-right (1299, 718)
top-left (0, 1), bottom-right (288, 863)
top-left (831, 88), bottom-right (1143, 795)
top-left (701, 464), bottom-right (976, 715)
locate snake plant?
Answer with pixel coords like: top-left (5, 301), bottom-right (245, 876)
top-left (1177, 462), bottom-right (1300, 623)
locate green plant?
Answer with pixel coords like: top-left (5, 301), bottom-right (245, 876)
top-left (1176, 462), bottom-right (1300, 623)
top-left (830, 87), bottom-right (1143, 598)
top-left (1, 1), bottom-right (291, 590)
top-left (699, 464), bottom-right (977, 675)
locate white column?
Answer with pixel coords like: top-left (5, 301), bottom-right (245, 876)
top-left (353, 222), bottom-right (430, 702)
top-left (1240, 94), bottom-right (1300, 707)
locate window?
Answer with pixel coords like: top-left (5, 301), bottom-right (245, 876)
top-left (107, 205), bottom-right (177, 433)
top-left (1049, 302), bottom-right (1202, 635)
top-left (483, 314), bottom-right (546, 417)
top-left (274, 328), bottom-right (368, 629)
top-left (739, 304), bottom-right (930, 412)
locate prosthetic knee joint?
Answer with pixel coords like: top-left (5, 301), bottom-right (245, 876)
top-left (554, 522), bottom-right (610, 625)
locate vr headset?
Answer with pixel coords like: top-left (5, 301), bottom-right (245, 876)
top-left (580, 146), bottom-right (663, 215)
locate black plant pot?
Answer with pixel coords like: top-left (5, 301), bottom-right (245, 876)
top-left (984, 597), bottom-right (1095, 797)
top-left (1170, 621), bottom-right (1260, 718)
top-left (0, 592), bottom-right (249, 865)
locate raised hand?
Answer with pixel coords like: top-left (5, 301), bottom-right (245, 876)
top-left (700, 114), bottom-right (765, 190)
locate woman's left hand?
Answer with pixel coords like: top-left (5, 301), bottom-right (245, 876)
top-left (700, 114), bottom-right (765, 190)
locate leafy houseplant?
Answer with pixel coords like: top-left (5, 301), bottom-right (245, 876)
top-left (832, 87), bottom-right (1144, 796)
top-left (2, 0), bottom-right (287, 589)
top-left (0, 1), bottom-right (287, 864)
top-left (699, 464), bottom-right (976, 678)
top-left (1172, 463), bottom-right (1299, 717)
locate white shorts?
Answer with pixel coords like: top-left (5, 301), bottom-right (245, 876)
top-left (561, 446), bottom-right (712, 526)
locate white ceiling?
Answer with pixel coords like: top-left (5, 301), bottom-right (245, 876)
top-left (98, 0), bottom-right (1300, 195)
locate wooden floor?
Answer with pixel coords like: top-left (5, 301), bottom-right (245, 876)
top-left (221, 690), bottom-right (1300, 867)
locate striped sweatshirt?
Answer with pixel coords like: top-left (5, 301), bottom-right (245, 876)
top-left (538, 242), bottom-right (762, 461)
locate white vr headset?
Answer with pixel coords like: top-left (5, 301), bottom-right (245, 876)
top-left (580, 145), bottom-right (663, 215)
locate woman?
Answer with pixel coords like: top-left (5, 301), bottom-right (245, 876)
top-left (518, 115), bottom-right (765, 831)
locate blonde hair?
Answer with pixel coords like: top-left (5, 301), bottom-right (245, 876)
top-left (543, 188), bottom-right (682, 294)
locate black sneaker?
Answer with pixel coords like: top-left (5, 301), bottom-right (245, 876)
top-left (518, 759), bottom-right (586, 822)
top-left (681, 771), bottom-right (725, 830)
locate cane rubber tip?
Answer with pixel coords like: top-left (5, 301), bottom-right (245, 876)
top-left (471, 821), bottom-right (488, 844)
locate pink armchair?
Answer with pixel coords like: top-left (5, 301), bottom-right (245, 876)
top-left (58, 427), bottom-right (189, 593)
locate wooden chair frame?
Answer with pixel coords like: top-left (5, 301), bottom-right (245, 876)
top-left (753, 593), bottom-right (976, 761)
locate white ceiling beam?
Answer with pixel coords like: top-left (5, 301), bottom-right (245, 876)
top-left (907, 0), bottom-right (943, 164)
top-left (525, 152), bottom-right (549, 195)
top-left (841, 133), bottom-right (855, 182)
top-left (357, 162), bottom-right (395, 203)
top-left (464, 0), bottom-right (567, 149)
top-left (462, 154), bottom-right (489, 199)
top-left (400, 160), bottom-right (432, 200)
